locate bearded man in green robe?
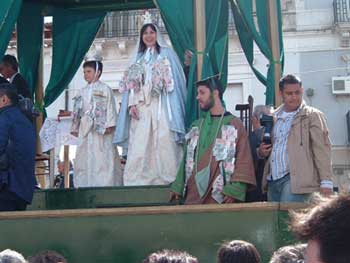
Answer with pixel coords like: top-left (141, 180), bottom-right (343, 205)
top-left (171, 77), bottom-right (256, 204)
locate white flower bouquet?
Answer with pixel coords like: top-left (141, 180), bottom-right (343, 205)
top-left (119, 63), bottom-right (145, 93)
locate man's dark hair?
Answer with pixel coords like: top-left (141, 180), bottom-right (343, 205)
top-left (0, 83), bottom-right (18, 105)
top-left (83, 61), bottom-right (103, 74)
top-left (279, 74), bottom-right (302, 91)
top-left (217, 240), bottom-right (261, 263)
top-left (138, 23), bottom-right (161, 54)
top-left (269, 243), bottom-right (306, 263)
top-left (28, 250), bottom-right (67, 263)
top-left (196, 76), bottom-right (224, 100)
top-left (143, 249), bottom-right (199, 263)
top-left (290, 194), bottom-right (350, 263)
top-left (1, 54), bottom-right (18, 72)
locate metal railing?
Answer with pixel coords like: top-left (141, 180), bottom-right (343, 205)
top-left (334, 0), bottom-right (350, 23)
top-left (96, 9), bottom-right (166, 38)
top-left (96, 9), bottom-right (236, 39)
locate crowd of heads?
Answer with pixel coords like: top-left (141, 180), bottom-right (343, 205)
top-left (2, 194), bottom-right (348, 263)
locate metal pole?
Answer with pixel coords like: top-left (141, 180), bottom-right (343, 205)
top-left (267, 0), bottom-right (282, 106)
top-left (194, 0), bottom-right (206, 80)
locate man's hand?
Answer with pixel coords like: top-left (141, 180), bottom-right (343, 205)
top-left (252, 116), bottom-right (261, 131)
top-left (129, 106), bottom-right (139, 120)
top-left (258, 143), bottom-right (272, 158)
top-left (170, 191), bottom-right (181, 203)
top-left (105, 126), bottom-right (115, 135)
top-left (223, 195), bottom-right (236, 203)
top-left (320, 187), bottom-right (333, 197)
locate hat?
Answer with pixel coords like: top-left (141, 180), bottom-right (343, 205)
top-left (84, 49), bottom-right (103, 62)
top-left (196, 74), bottom-right (222, 90)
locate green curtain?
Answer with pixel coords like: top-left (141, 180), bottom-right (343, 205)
top-left (0, 0), bottom-right (22, 58)
top-left (230, 0), bottom-right (284, 105)
top-left (17, 2), bottom-right (43, 96)
top-left (155, 0), bottom-right (196, 128)
top-left (44, 8), bottom-right (105, 107)
top-left (201, 0), bottom-right (228, 89)
top-left (155, 0), bottom-right (228, 128)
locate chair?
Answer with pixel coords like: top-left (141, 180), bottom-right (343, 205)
top-left (235, 95), bottom-right (254, 135)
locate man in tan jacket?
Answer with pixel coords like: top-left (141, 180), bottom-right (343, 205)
top-left (258, 74), bottom-right (333, 202)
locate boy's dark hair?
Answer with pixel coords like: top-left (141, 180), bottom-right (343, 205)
top-left (217, 240), bottom-right (261, 263)
top-left (83, 61), bottom-right (103, 74)
top-left (28, 250), bottom-right (67, 263)
top-left (290, 194), bottom-right (350, 263)
top-left (279, 74), bottom-right (302, 91)
top-left (0, 83), bottom-right (18, 105)
top-left (143, 249), bottom-right (199, 263)
top-left (138, 23), bottom-right (161, 54)
top-left (1, 54), bottom-right (18, 72)
top-left (196, 76), bottom-right (224, 100)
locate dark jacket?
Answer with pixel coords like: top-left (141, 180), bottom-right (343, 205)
top-left (0, 105), bottom-right (36, 203)
top-left (246, 127), bottom-right (267, 202)
top-left (12, 73), bottom-right (32, 99)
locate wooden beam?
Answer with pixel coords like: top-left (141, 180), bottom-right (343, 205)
top-left (194, 0), bottom-right (206, 80)
top-left (0, 202), bottom-right (309, 220)
top-left (35, 47), bottom-right (44, 155)
top-left (63, 89), bottom-right (70, 188)
top-left (267, 0), bottom-right (282, 106)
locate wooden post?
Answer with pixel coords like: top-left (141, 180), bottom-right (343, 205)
top-left (35, 47), bottom-right (44, 154)
top-left (63, 145), bottom-right (70, 188)
top-left (64, 89), bottom-right (70, 188)
top-left (49, 148), bottom-right (55, 187)
top-left (34, 40), bottom-right (46, 188)
top-left (267, 0), bottom-right (282, 106)
top-left (194, 0), bottom-right (206, 80)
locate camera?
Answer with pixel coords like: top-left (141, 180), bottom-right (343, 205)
top-left (260, 114), bottom-right (274, 145)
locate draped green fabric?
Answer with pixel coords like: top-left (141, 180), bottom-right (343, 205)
top-left (155, 0), bottom-right (196, 128)
top-left (155, 0), bottom-right (228, 128)
top-left (44, 8), bottom-right (106, 107)
top-left (27, 0), bottom-right (155, 12)
top-left (201, 0), bottom-right (228, 89)
top-left (0, 0), bottom-right (22, 58)
top-left (230, 0), bottom-right (284, 105)
top-left (17, 2), bottom-right (43, 96)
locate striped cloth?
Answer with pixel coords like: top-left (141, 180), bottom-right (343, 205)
top-left (268, 107), bottom-right (300, 181)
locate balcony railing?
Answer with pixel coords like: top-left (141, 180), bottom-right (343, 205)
top-left (96, 9), bottom-right (236, 39)
top-left (334, 0), bottom-right (350, 24)
top-left (96, 9), bottom-right (166, 38)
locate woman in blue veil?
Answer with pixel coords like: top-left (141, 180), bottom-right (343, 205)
top-left (114, 15), bottom-right (186, 186)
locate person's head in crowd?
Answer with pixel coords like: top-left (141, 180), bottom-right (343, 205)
top-left (0, 83), bottom-right (18, 108)
top-left (290, 193), bottom-right (350, 263)
top-left (139, 23), bottom-right (161, 54)
top-left (196, 76), bottom-right (224, 112)
top-left (0, 249), bottom-right (27, 263)
top-left (27, 250), bottom-right (67, 263)
top-left (143, 249), bottom-right (199, 263)
top-left (83, 60), bottom-right (103, 84)
top-left (269, 244), bottom-right (306, 263)
top-left (57, 161), bottom-right (73, 174)
top-left (0, 55), bottom-right (19, 79)
top-left (217, 240), bottom-right (261, 263)
top-left (279, 74), bottom-right (304, 112)
top-left (252, 105), bottom-right (274, 131)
